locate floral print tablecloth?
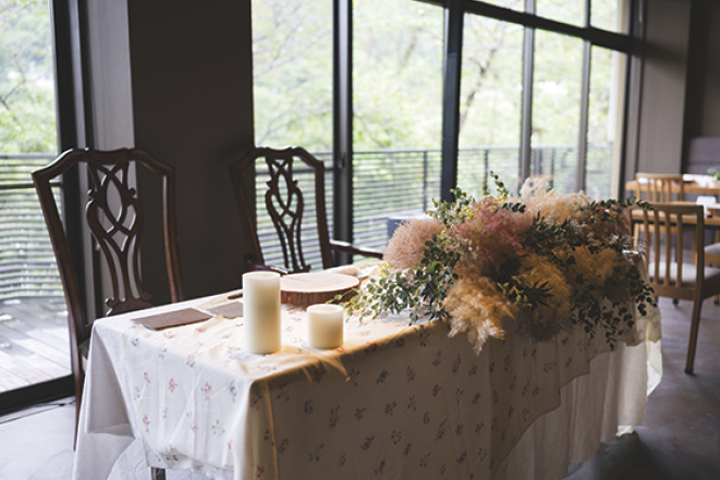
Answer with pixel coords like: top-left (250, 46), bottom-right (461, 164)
top-left (74, 289), bottom-right (661, 480)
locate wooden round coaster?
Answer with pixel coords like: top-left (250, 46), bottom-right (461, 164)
top-left (280, 272), bottom-right (360, 306)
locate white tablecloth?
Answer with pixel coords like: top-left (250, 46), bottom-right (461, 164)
top-left (72, 289), bottom-right (661, 480)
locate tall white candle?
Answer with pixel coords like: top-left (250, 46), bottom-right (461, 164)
top-left (307, 304), bottom-right (344, 349)
top-left (243, 271), bottom-right (281, 354)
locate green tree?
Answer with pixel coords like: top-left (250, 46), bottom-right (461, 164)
top-left (1, 0), bottom-right (58, 153)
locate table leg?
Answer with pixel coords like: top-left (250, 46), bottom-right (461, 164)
top-left (151, 467), bottom-right (166, 480)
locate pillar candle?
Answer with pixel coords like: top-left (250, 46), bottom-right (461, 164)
top-left (307, 304), bottom-right (344, 349)
top-left (243, 271), bottom-right (281, 354)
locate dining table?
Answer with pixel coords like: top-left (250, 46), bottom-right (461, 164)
top-left (71, 265), bottom-right (662, 480)
top-left (625, 178), bottom-right (720, 197)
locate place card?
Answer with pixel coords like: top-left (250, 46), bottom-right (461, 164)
top-left (205, 300), bottom-right (244, 319)
top-left (132, 308), bottom-right (213, 330)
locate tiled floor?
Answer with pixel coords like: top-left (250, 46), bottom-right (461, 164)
top-left (0, 297), bottom-right (718, 480)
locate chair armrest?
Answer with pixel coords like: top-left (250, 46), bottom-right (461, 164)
top-left (329, 239), bottom-right (384, 260)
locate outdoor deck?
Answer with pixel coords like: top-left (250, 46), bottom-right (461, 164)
top-left (0, 296), bottom-right (70, 392)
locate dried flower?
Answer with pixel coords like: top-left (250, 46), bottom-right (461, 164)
top-left (451, 198), bottom-right (532, 276)
top-left (384, 218), bottom-right (444, 271)
top-left (520, 177), bottom-right (591, 225)
top-left (513, 253), bottom-right (573, 340)
top-left (345, 173), bottom-right (654, 354)
top-left (444, 267), bottom-right (518, 353)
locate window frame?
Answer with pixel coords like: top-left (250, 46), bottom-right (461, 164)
top-left (255, 0), bottom-right (639, 258)
top-left (422, 0), bottom-right (637, 200)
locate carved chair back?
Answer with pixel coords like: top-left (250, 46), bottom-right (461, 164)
top-left (229, 146), bottom-right (334, 274)
top-left (33, 148), bottom-right (183, 426)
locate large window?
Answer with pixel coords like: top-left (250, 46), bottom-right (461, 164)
top-left (587, 47), bottom-right (626, 198)
top-left (531, 30), bottom-right (583, 193)
top-left (252, 0), bottom-right (445, 258)
top-left (457, 15), bottom-right (523, 197)
top-left (352, 0), bottom-right (444, 248)
top-left (0, 0), bottom-right (69, 400)
top-left (446, 0), bottom-right (632, 199)
top-left (250, 0), bottom-right (635, 257)
top-left (251, 0), bottom-right (333, 269)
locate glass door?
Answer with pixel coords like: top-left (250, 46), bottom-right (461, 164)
top-left (0, 0), bottom-right (70, 411)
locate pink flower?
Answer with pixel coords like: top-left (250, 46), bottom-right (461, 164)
top-left (384, 218), bottom-right (444, 270)
top-left (452, 198), bottom-right (531, 275)
top-left (201, 382), bottom-right (211, 396)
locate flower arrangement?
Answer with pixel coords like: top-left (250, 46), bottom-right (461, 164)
top-left (346, 174), bottom-right (655, 353)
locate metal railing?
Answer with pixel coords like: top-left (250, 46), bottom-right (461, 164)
top-left (0, 146), bottom-right (612, 294)
top-left (0, 154), bottom-right (63, 300)
top-left (257, 145), bottom-right (613, 268)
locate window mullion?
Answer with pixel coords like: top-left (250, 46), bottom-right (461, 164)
top-left (440, 0), bottom-right (464, 202)
top-left (333, 0), bottom-right (353, 265)
top-left (520, 23), bottom-right (534, 186)
top-left (577, 40), bottom-right (592, 192)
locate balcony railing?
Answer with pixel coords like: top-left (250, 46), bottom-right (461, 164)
top-left (0, 154), bottom-right (63, 301)
top-left (0, 146), bottom-right (611, 295)
top-left (257, 145), bottom-right (613, 270)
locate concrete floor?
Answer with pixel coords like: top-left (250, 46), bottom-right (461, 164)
top-left (0, 297), bottom-right (718, 480)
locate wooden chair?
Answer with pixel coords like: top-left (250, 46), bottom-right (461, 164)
top-left (631, 173), bottom-right (693, 268)
top-left (707, 241), bottom-right (720, 303)
top-left (33, 148), bottom-right (183, 459)
top-left (229, 146), bottom-right (383, 275)
top-left (633, 202), bottom-right (720, 374)
top-left (631, 173), bottom-right (685, 202)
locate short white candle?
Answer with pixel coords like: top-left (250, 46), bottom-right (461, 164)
top-left (307, 304), bottom-right (344, 349)
top-left (243, 271), bottom-right (281, 354)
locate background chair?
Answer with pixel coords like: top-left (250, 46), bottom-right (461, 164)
top-left (633, 202), bottom-right (720, 374)
top-left (229, 146), bottom-right (383, 275)
top-left (631, 173), bottom-right (693, 268)
top-left (631, 173), bottom-right (685, 202)
top-left (33, 148), bottom-right (184, 452)
top-left (707, 241), bottom-right (720, 303)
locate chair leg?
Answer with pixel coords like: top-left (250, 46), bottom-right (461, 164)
top-left (684, 298), bottom-right (704, 375)
top-left (151, 467), bottom-right (166, 480)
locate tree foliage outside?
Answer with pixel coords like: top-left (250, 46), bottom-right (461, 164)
top-left (252, 0), bottom-right (620, 176)
top-left (353, 0), bottom-right (443, 150)
top-left (0, 0), bottom-right (56, 154)
top-left (251, 0), bottom-right (333, 152)
top-left (251, 0), bottom-right (625, 253)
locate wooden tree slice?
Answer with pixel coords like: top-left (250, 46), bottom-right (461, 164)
top-left (280, 272), bottom-right (360, 306)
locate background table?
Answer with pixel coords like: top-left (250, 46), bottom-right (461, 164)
top-left (625, 179), bottom-right (720, 197)
top-left (72, 286), bottom-right (661, 480)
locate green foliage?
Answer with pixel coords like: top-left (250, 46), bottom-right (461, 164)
top-left (252, 0), bottom-right (445, 152)
top-left (0, 0), bottom-right (56, 153)
top-left (346, 184), bottom-right (466, 323)
top-left (498, 274), bottom-right (552, 311)
top-left (427, 187), bottom-right (472, 227)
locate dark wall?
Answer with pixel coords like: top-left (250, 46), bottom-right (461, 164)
top-left (127, 0), bottom-right (255, 302)
top-left (681, 0), bottom-right (720, 172)
top-left (632, 0), bottom-right (691, 175)
top-left (697, 1), bottom-right (720, 135)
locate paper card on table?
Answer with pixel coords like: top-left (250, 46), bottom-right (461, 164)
top-left (205, 300), bottom-right (244, 319)
top-left (132, 308), bottom-right (213, 330)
